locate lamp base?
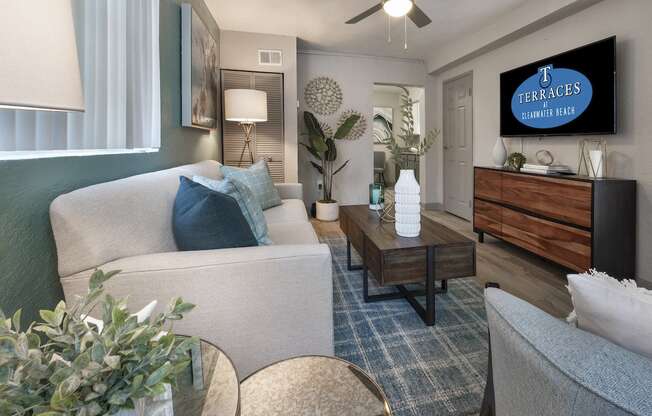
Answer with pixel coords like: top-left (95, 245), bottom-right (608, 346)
top-left (238, 123), bottom-right (255, 167)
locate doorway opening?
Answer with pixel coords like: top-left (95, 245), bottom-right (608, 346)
top-left (442, 73), bottom-right (473, 221)
top-left (372, 83), bottom-right (426, 203)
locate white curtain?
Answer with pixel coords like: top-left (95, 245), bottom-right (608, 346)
top-left (0, 0), bottom-right (160, 153)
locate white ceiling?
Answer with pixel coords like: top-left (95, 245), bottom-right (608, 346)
top-left (205, 0), bottom-right (532, 60)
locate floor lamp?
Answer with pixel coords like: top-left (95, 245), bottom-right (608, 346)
top-left (224, 89), bottom-right (268, 167)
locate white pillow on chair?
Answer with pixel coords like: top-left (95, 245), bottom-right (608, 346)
top-left (567, 270), bottom-right (652, 359)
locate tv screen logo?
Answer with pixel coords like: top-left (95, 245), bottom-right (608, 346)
top-left (511, 64), bottom-right (593, 129)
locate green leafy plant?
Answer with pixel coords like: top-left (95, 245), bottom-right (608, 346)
top-left (0, 270), bottom-right (196, 416)
top-left (507, 152), bottom-right (527, 170)
top-left (302, 111), bottom-right (361, 203)
top-left (385, 89), bottom-right (439, 167)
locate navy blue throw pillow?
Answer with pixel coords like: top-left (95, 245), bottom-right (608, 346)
top-left (173, 176), bottom-right (258, 251)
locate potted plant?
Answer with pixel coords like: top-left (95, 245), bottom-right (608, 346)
top-left (302, 111), bottom-right (360, 221)
top-left (0, 269), bottom-right (196, 416)
top-left (384, 89), bottom-right (440, 236)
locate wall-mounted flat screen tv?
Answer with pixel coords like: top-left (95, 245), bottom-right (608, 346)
top-left (500, 36), bottom-right (616, 137)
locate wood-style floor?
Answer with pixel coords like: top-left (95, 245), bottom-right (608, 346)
top-left (312, 207), bottom-right (573, 319)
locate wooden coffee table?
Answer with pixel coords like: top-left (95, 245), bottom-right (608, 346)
top-left (340, 205), bottom-right (476, 326)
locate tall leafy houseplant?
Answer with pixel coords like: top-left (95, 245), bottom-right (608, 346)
top-left (385, 89), bottom-right (439, 166)
top-left (0, 270), bottom-right (195, 416)
top-left (302, 111), bottom-right (360, 220)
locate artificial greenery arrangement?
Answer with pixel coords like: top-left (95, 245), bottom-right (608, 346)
top-left (385, 89), bottom-right (439, 166)
top-left (302, 111), bottom-right (361, 203)
top-left (507, 152), bottom-right (527, 170)
top-left (0, 269), bottom-right (196, 416)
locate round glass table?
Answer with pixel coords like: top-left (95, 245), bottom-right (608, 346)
top-left (240, 356), bottom-right (391, 416)
top-left (173, 339), bottom-right (240, 415)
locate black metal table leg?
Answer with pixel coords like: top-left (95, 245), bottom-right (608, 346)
top-left (424, 246), bottom-right (436, 325)
top-left (362, 237), bottom-right (406, 303)
top-left (363, 246), bottom-right (439, 326)
top-left (441, 279), bottom-right (448, 292)
top-left (347, 238), bottom-right (363, 271)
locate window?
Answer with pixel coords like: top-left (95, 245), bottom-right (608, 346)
top-left (0, 0), bottom-right (160, 160)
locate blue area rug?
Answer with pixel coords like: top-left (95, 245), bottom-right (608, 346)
top-left (323, 235), bottom-right (488, 416)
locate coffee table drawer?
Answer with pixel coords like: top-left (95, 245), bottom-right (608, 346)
top-left (435, 245), bottom-right (476, 280)
top-left (381, 244), bottom-right (475, 285)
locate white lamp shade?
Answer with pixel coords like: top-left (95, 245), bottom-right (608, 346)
top-left (383, 0), bottom-right (413, 17)
top-left (224, 89), bottom-right (267, 123)
top-left (0, 0), bottom-right (84, 112)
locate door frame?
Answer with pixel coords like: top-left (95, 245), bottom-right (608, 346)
top-left (442, 71), bottom-right (474, 220)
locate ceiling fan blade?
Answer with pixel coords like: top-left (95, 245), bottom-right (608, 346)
top-left (346, 3), bottom-right (383, 24)
top-left (408, 4), bottom-right (432, 28)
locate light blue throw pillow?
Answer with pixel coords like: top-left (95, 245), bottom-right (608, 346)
top-left (193, 175), bottom-right (272, 245)
top-left (221, 160), bottom-right (282, 210)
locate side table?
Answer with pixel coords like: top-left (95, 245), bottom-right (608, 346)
top-left (240, 356), bottom-right (391, 416)
top-left (173, 339), bottom-right (240, 415)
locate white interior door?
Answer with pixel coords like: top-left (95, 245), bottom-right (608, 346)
top-left (443, 74), bottom-right (473, 220)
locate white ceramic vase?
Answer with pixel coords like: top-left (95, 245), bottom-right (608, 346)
top-left (316, 200), bottom-right (339, 221)
top-left (394, 169), bottom-right (421, 237)
top-left (116, 384), bottom-right (173, 416)
top-left (492, 137), bottom-right (507, 167)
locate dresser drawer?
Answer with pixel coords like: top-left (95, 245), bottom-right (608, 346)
top-left (501, 173), bottom-right (592, 228)
top-left (474, 169), bottom-right (503, 203)
top-left (474, 198), bottom-right (502, 237)
top-left (501, 206), bottom-right (591, 272)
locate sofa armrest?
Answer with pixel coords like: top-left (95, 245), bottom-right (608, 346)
top-left (485, 288), bottom-right (652, 416)
top-left (61, 244), bottom-right (333, 378)
top-left (275, 182), bottom-right (303, 200)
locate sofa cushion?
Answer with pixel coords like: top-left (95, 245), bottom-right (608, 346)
top-left (567, 272), bottom-right (652, 359)
top-left (263, 199), bottom-right (309, 224)
top-left (267, 222), bottom-right (319, 245)
top-left (193, 175), bottom-right (272, 245)
top-left (50, 160), bottom-right (223, 277)
top-left (221, 160), bottom-right (282, 210)
top-left (173, 177), bottom-right (258, 251)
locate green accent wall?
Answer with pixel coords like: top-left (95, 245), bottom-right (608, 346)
top-left (0, 0), bottom-right (221, 324)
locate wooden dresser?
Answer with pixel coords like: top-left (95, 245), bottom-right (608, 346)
top-left (473, 167), bottom-right (636, 279)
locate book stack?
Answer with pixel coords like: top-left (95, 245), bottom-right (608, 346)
top-left (520, 164), bottom-right (572, 174)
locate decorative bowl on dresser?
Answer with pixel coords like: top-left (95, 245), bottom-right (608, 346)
top-left (473, 167), bottom-right (636, 279)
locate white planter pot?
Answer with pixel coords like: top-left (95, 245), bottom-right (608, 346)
top-left (316, 201), bottom-right (339, 221)
top-left (116, 384), bottom-right (173, 416)
top-left (394, 170), bottom-right (421, 237)
top-left (492, 137), bottom-right (507, 167)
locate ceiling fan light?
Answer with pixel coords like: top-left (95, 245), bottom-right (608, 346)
top-left (383, 0), bottom-right (413, 17)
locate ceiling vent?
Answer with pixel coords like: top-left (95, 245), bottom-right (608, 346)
top-left (258, 49), bottom-right (282, 66)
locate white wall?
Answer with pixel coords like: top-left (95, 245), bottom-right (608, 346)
top-left (220, 30), bottom-right (298, 182)
top-left (298, 52), bottom-right (435, 207)
top-left (428, 0), bottom-right (652, 282)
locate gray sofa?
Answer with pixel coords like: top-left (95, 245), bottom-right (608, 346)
top-left (50, 160), bottom-right (333, 378)
top-left (485, 288), bottom-right (652, 416)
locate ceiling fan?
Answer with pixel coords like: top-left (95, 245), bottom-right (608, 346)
top-left (346, 0), bottom-right (432, 28)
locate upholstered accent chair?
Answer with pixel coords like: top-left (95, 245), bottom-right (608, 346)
top-left (483, 288), bottom-right (652, 416)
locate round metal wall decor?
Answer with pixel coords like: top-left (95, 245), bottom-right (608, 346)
top-left (338, 109), bottom-right (367, 141)
top-left (304, 77), bottom-right (343, 115)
